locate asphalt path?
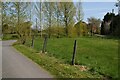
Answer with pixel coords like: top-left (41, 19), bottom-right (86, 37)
top-left (2, 40), bottom-right (53, 78)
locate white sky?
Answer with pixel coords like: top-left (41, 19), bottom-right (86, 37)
top-left (1, 0), bottom-right (118, 2)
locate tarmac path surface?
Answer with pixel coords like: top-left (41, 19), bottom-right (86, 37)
top-left (2, 40), bottom-right (53, 78)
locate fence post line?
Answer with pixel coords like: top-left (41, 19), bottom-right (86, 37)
top-left (42, 36), bottom-right (48, 53)
top-left (71, 40), bottom-right (77, 65)
top-left (31, 35), bottom-right (34, 48)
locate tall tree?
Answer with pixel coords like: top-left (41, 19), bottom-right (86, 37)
top-left (110, 14), bottom-right (120, 36)
top-left (1, 2), bottom-right (9, 27)
top-left (1, 2), bottom-right (15, 34)
top-left (101, 12), bottom-right (115, 35)
top-left (43, 2), bottom-right (54, 38)
top-left (12, 2), bottom-right (28, 25)
top-left (59, 2), bottom-right (76, 37)
top-left (25, 2), bottom-right (33, 40)
top-left (75, 0), bottom-right (84, 22)
top-left (1, 2), bottom-right (6, 34)
top-left (74, 0), bottom-right (84, 37)
top-left (35, 1), bottom-right (42, 38)
top-left (87, 17), bottom-right (101, 35)
top-left (11, 2), bottom-right (29, 38)
top-left (53, 2), bottom-right (63, 38)
top-left (25, 2), bottom-right (33, 22)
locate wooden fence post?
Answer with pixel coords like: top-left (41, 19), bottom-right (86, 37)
top-left (31, 35), bottom-right (34, 48)
top-left (71, 40), bottom-right (77, 65)
top-left (42, 36), bottom-right (48, 53)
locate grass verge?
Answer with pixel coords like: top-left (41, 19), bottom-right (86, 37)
top-left (25, 37), bottom-right (118, 78)
top-left (14, 44), bottom-right (103, 78)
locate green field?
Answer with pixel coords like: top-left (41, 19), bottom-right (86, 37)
top-left (25, 37), bottom-right (118, 78)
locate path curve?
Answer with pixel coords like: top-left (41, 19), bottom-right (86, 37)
top-left (2, 40), bottom-right (53, 78)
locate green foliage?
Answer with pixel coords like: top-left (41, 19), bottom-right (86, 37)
top-left (2, 34), bottom-right (18, 40)
top-left (44, 21), bottom-right (89, 38)
top-left (51, 26), bottom-right (65, 38)
top-left (59, 2), bottom-right (76, 37)
top-left (17, 21), bottom-right (32, 44)
top-left (44, 26), bottom-right (65, 38)
top-left (2, 24), bottom-right (15, 34)
top-left (68, 26), bottom-right (77, 38)
top-left (74, 21), bottom-right (88, 37)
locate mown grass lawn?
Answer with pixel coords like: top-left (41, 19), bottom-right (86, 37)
top-left (24, 37), bottom-right (118, 78)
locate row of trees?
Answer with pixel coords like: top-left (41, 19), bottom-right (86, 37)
top-left (1, 1), bottom-right (103, 44)
top-left (1, 1), bottom-right (84, 39)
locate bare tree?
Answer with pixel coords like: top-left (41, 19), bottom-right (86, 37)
top-left (75, 0), bottom-right (84, 22)
top-left (43, 2), bottom-right (54, 38)
top-left (26, 2), bottom-right (32, 39)
top-left (53, 2), bottom-right (63, 38)
top-left (35, 1), bottom-right (42, 38)
top-left (74, 0), bottom-right (84, 37)
top-left (12, 2), bottom-right (28, 26)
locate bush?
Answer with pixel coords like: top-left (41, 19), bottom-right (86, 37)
top-left (2, 34), bottom-right (19, 40)
top-left (16, 21), bottom-right (32, 44)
